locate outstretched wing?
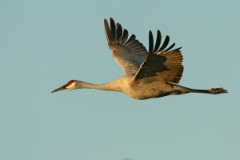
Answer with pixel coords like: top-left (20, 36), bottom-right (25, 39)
top-left (134, 30), bottom-right (183, 84)
top-left (104, 18), bottom-right (148, 76)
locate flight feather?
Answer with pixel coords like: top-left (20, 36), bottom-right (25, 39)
top-left (104, 18), bottom-right (148, 76)
top-left (134, 30), bottom-right (183, 84)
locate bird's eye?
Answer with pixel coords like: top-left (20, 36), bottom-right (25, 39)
top-left (66, 80), bottom-right (75, 86)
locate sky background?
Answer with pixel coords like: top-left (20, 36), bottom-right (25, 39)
top-left (0, 0), bottom-right (239, 160)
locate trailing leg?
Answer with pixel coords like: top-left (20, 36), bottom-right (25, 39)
top-left (173, 85), bottom-right (228, 95)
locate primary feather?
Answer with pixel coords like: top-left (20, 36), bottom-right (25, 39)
top-left (104, 18), bottom-right (148, 76)
top-left (134, 30), bottom-right (183, 84)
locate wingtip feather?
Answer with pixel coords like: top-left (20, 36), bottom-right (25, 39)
top-left (149, 31), bottom-right (154, 53)
top-left (104, 19), bottom-right (111, 44)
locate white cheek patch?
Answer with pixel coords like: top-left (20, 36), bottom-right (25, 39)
top-left (66, 82), bottom-right (75, 90)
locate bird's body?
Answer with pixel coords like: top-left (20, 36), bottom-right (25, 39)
top-left (51, 18), bottom-right (227, 99)
top-left (73, 76), bottom-right (174, 100)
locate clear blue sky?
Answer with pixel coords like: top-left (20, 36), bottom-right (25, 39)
top-left (0, 0), bottom-right (239, 160)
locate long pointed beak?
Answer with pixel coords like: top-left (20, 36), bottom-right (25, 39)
top-left (51, 85), bottom-right (66, 93)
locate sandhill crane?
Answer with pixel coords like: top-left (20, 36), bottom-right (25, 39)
top-left (51, 18), bottom-right (227, 100)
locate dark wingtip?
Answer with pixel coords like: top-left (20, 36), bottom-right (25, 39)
top-left (159, 35), bottom-right (170, 51)
top-left (110, 17), bottom-right (114, 21)
top-left (149, 31), bottom-right (154, 53)
top-left (104, 18), bottom-right (112, 44)
top-left (109, 18), bottom-right (116, 41)
top-left (171, 47), bottom-right (182, 52)
top-left (153, 30), bottom-right (161, 52)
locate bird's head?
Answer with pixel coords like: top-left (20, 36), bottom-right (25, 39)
top-left (51, 80), bottom-right (77, 93)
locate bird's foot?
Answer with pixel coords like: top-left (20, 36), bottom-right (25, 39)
top-left (210, 88), bottom-right (228, 94)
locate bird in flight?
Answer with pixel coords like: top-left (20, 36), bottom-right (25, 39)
top-left (51, 18), bottom-right (227, 99)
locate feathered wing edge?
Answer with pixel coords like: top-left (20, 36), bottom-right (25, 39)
top-left (134, 30), bottom-right (183, 84)
top-left (104, 18), bottom-right (148, 75)
top-left (104, 18), bottom-right (147, 55)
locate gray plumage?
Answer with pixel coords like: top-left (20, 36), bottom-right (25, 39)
top-left (51, 18), bottom-right (227, 99)
top-left (104, 18), bottom-right (148, 76)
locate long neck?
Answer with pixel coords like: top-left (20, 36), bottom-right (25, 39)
top-left (75, 79), bottom-right (123, 92)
